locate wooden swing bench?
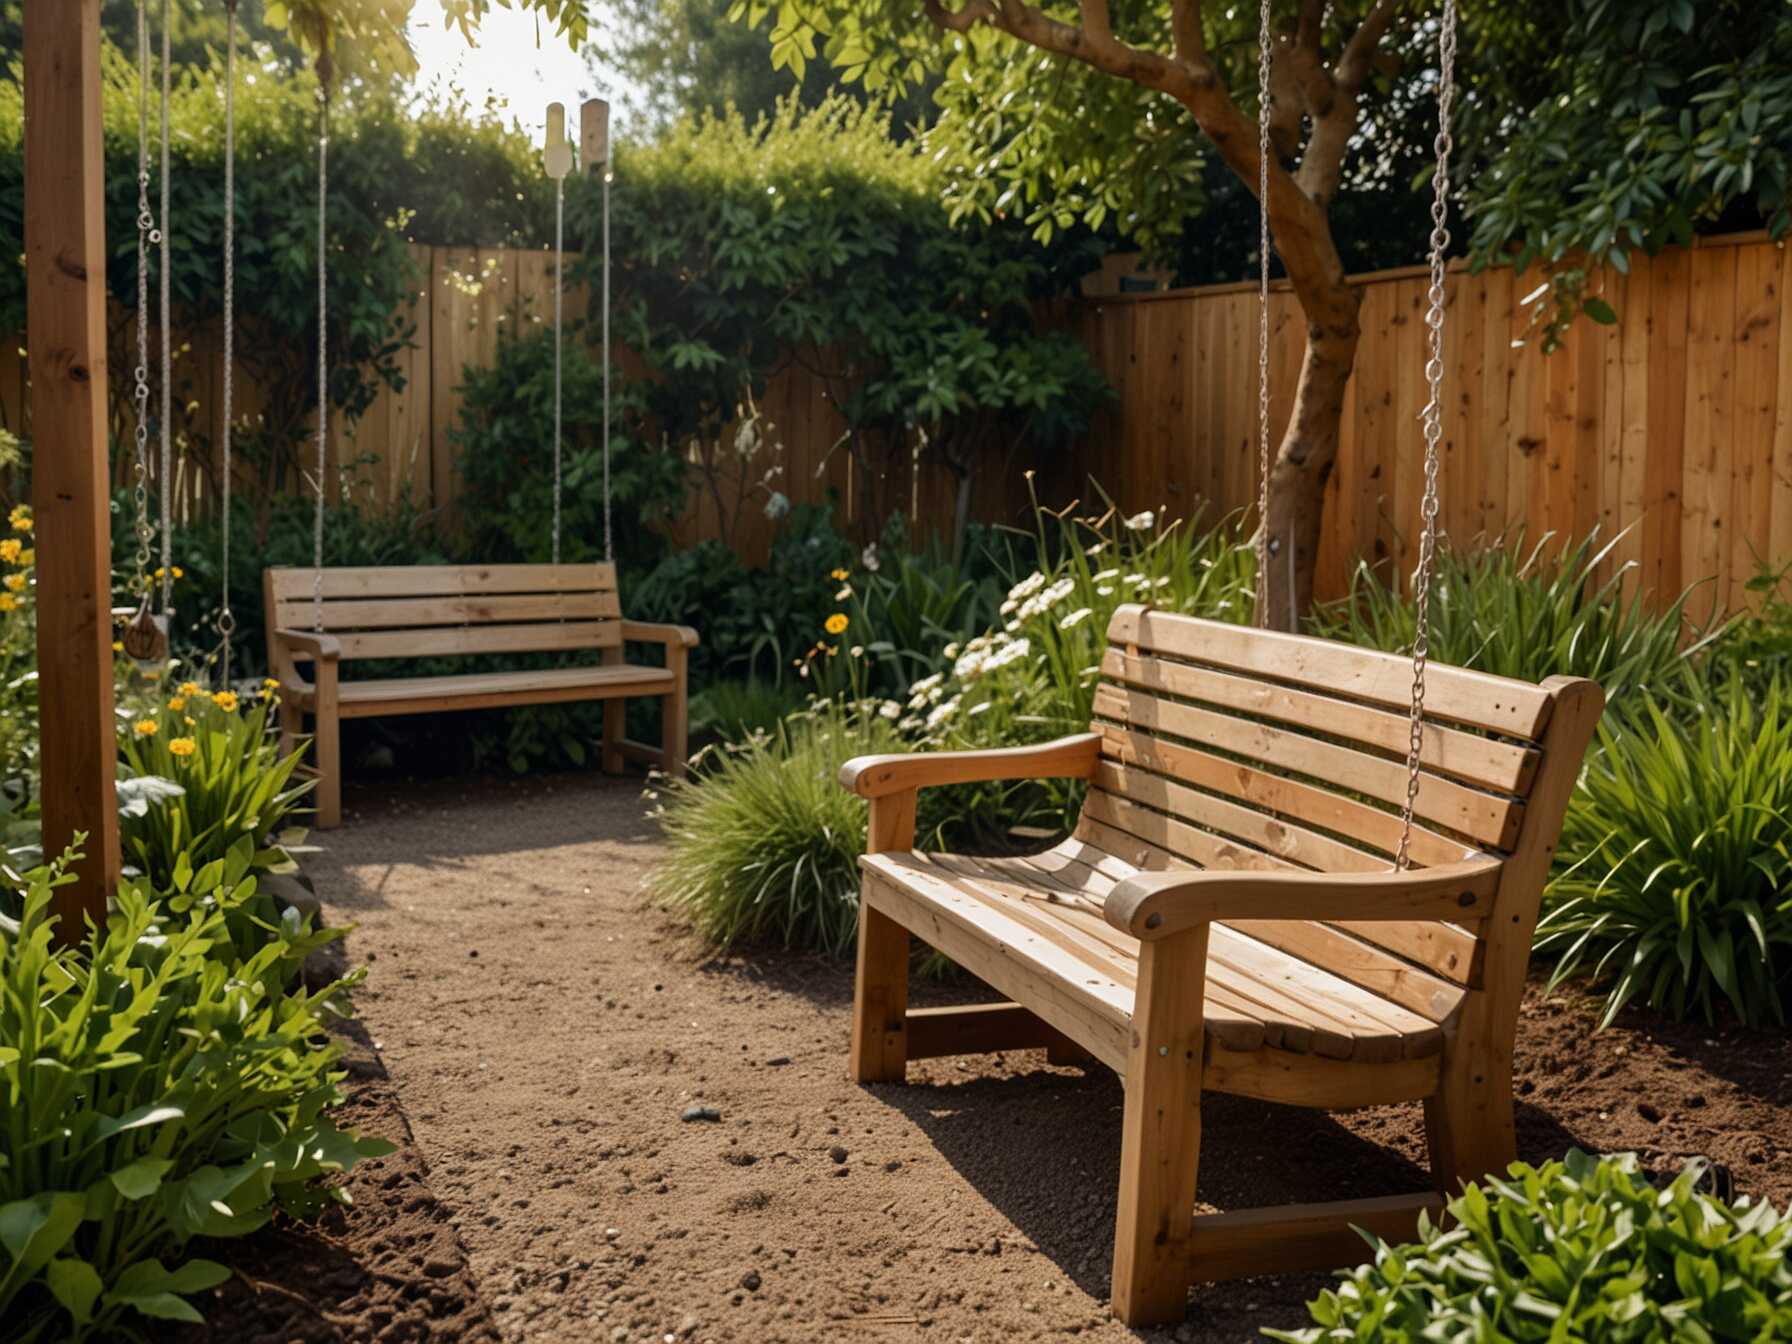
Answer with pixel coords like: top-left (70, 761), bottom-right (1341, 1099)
top-left (263, 563), bottom-right (696, 829)
top-left (839, 605), bottom-right (1601, 1326)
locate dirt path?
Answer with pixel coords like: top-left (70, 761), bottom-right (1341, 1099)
top-left (310, 772), bottom-right (1792, 1344)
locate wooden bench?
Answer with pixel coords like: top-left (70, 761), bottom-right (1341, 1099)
top-left (838, 604), bottom-right (1601, 1326)
top-left (264, 564), bottom-right (697, 829)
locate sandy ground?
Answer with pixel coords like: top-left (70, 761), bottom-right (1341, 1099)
top-left (301, 770), bottom-right (1792, 1344)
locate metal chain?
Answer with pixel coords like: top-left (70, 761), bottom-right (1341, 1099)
top-left (313, 77), bottom-right (329, 634)
top-left (157, 0), bottom-right (173, 616)
top-left (552, 175), bottom-right (564, 565)
top-left (1255, 0), bottom-right (1273, 629)
top-left (132, 1), bottom-right (154, 589)
top-left (217, 0), bottom-right (238, 681)
top-left (602, 168), bottom-right (613, 564)
top-left (1395, 0), bottom-right (1459, 871)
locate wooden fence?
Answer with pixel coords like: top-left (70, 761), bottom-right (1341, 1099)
top-left (1067, 231), bottom-right (1792, 617)
top-left (4, 233), bottom-right (1788, 611)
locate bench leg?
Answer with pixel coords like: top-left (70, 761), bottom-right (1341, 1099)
top-left (1423, 1067), bottom-right (1517, 1197)
top-left (312, 707), bottom-right (341, 830)
top-left (851, 898), bottom-right (910, 1084)
top-left (276, 695), bottom-right (302, 762)
top-left (1112, 927), bottom-right (1208, 1327)
top-left (601, 698), bottom-right (626, 775)
top-left (660, 688), bottom-right (688, 779)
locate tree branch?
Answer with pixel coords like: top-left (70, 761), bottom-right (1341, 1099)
top-left (921, 0), bottom-right (996, 34)
top-left (1337, 0), bottom-right (1402, 92)
top-left (1168, 0), bottom-right (1205, 66)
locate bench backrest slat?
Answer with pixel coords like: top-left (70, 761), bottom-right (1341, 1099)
top-left (264, 564), bottom-right (621, 661)
top-left (1086, 606), bottom-right (1577, 1000)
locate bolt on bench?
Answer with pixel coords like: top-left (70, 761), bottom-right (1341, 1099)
top-left (838, 605), bottom-right (1601, 1326)
top-left (264, 563), bottom-right (697, 828)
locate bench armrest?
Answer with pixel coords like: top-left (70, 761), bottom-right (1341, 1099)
top-left (1104, 858), bottom-right (1505, 941)
top-left (272, 628), bottom-right (341, 661)
top-left (839, 732), bottom-right (1102, 800)
top-left (620, 620), bottom-right (700, 649)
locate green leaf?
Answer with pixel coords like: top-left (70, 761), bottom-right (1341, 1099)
top-left (1583, 297), bottom-right (1619, 325)
top-left (46, 1257), bottom-right (105, 1324)
top-left (110, 1156), bottom-right (176, 1201)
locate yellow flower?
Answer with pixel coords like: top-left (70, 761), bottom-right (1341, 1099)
top-left (0, 594), bottom-right (15, 614)
top-left (213, 690), bottom-right (239, 713)
top-left (830, 568), bottom-right (849, 581)
top-left (19, 549), bottom-right (33, 567)
top-left (0, 539), bottom-right (18, 563)
top-left (133, 719), bottom-right (158, 736)
top-left (262, 677), bottom-right (280, 689)
top-left (168, 696), bottom-right (187, 712)
top-left (112, 641), bottom-right (124, 653)
top-left (3, 573), bottom-right (24, 593)
top-left (8, 504), bottom-right (30, 533)
top-left (178, 681), bottom-right (201, 697)
top-left (141, 669), bottom-right (162, 682)
top-left (168, 736), bottom-right (197, 758)
top-left (824, 612), bottom-right (849, 636)
top-left (183, 716), bottom-right (196, 727)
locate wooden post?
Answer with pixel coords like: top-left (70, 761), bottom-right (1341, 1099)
top-left (24, 0), bottom-right (120, 934)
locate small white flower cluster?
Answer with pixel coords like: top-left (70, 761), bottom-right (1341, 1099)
top-left (1001, 573), bottom-right (1076, 627)
top-left (952, 632), bottom-right (1031, 682)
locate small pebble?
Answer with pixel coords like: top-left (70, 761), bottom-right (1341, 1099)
top-left (682, 1105), bottom-right (722, 1123)
top-left (740, 1269), bottom-right (762, 1292)
top-left (766, 1056), bottom-right (791, 1067)
top-left (828, 1145), bottom-right (848, 1164)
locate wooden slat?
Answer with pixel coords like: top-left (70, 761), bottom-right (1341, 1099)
top-left (903, 1003), bottom-right (1081, 1061)
top-left (1100, 650), bottom-right (1538, 794)
top-left (1187, 1194), bottom-right (1444, 1282)
top-left (326, 620), bottom-right (618, 660)
top-left (1091, 683), bottom-right (1523, 851)
top-left (1012, 840), bottom-right (1478, 1010)
top-left (1096, 722), bottom-right (1478, 870)
top-left (272, 591), bottom-right (621, 629)
top-left (1204, 1044), bottom-right (1439, 1109)
top-left (267, 563), bottom-right (617, 600)
top-left (1092, 758), bottom-right (1386, 874)
top-left (1107, 607), bottom-right (1553, 741)
top-left (1081, 789), bottom-right (1297, 876)
top-left (291, 663), bottom-right (674, 717)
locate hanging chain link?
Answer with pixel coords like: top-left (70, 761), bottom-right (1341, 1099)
top-left (158, 0), bottom-right (173, 616)
top-left (216, 0), bottom-right (238, 681)
top-left (313, 77), bottom-right (330, 634)
top-left (1255, 0), bottom-right (1273, 629)
top-left (602, 168), bottom-right (613, 565)
top-left (552, 176), bottom-right (564, 565)
top-left (132, 1), bottom-right (155, 589)
top-left (1395, 0), bottom-right (1459, 871)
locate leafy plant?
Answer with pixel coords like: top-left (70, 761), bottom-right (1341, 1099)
top-left (0, 850), bottom-right (391, 1342)
top-left (649, 698), bottom-right (906, 955)
top-left (1709, 558), bottom-right (1792, 693)
top-left (1538, 672), bottom-right (1792, 1028)
top-left (1266, 1149), bottom-right (1792, 1343)
top-left (1311, 531), bottom-right (1714, 716)
top-left (690, 679), bottom-right (807, 744)
top-left (115, 685), bottom-right (312, 892)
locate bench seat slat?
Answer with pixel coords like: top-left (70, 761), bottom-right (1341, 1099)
top-left (864, 850), bottom-right (1447, 1065)
top-left (290, 663), bottom-right (673, 718)
top-left (273, 592), bottom-right (622, 629)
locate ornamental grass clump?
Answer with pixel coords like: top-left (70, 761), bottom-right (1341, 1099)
top-left (1311, 530), bottom-right (1712, 714)
top-left (1538, 671), bottom-right (1792, 1027)
top-left (649, 699), bottom-right (908, 956)
top-left (0, 851), bottom-right (391, 1341)
top-left (1266, 1150), bottom-right (1792, 1343)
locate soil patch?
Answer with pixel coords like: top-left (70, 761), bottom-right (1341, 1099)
top-left (285, 771), bottom-right (1791, 1343)
top-left (178, 1019), bottom-right (499, 1343)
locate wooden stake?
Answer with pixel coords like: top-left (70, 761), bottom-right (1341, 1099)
top-left (24, 0), bottom-right (119, 935)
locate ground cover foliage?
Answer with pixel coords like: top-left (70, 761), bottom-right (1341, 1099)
top-left (0, 515), bottom-right (390, 1340)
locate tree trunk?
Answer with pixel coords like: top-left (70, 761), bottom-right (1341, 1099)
top-left (1258, 282), bottom-right (1361, 629)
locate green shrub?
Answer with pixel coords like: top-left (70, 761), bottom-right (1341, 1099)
top-left (1311, 531), bottom-right (1712, 714)
top-left (1709, 559), bottom-right (1792, 693)
top-left (1538, 672), bottom-right (1792, 1027)
top-left (897, 490), bottom-right (1255, 843)
top-left (1266, 1149), bottom-right (1792, 1343)
top-left (115, 685), bottom-right (311, 894)
top-left (649, 699), bottom-right (906, 955)
top-left (0, 852), bottom-right (390, 1342)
